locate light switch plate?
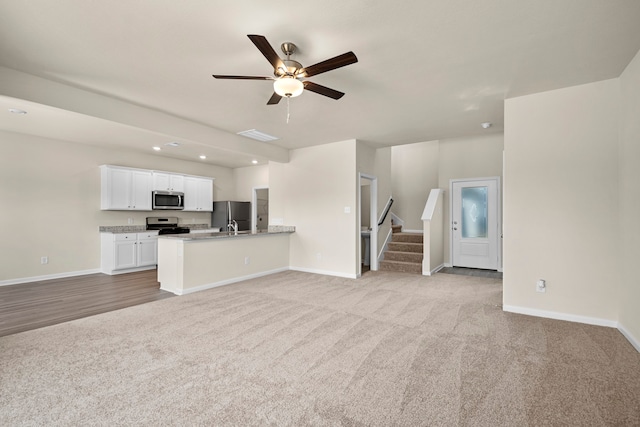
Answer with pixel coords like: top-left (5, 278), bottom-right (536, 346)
top-left (344, 207), bottom-right (351, 214)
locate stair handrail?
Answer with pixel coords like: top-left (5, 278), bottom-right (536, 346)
top-left (378, 197), bottom-right (394, 226)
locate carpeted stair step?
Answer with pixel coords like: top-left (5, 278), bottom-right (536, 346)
top-left (379, 260), bottom-right (422, 274)
top-left (384, 250), bottom-right (423, 263)
top-left (392, 233), bottom-right (423, 244)
top-left (391, 224), bottom-right (402, 233)
top-left (388, 241), bottom-right (423, 253)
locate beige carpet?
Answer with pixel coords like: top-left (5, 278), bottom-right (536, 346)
top-left (1, 270), bottom-right (639, 426)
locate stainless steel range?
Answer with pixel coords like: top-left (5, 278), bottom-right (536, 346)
top-left (146, 217), bottom-right (190, 235)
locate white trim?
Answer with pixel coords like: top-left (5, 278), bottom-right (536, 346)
top-left (422, 263), bottom-right (444, 276)
top-left (421, 188), bottom-right (443, 221)
top-left (378, 227), bottom-right (393, 262)
top-left (444, 262), bottom-right (453, 268)
top-left (359, 173), bottom-right (378, 272)
top-left (618, 323), bottom-right (640, 353)
top-left (449, 176), bottom-right (502, 271)
top-left (402, 229), bottom-right (423, 234)
top-left (0, 268), bottom-right (102, 286)
top-left (251, 186), bottom-right (269, 233)
top-left (104, 266), bottom-right (157, 275)
top-left (502, 305), bottom-right (618, 328)
top-left (168, 267), bottom-right (289, 295)
top-left (290, 266), bottom-right (358, 279)
top-left (390, 212), bottom-right (403, 227)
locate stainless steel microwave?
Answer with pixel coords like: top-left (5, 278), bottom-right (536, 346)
top-left (152, 190), bottom-right (184, 210)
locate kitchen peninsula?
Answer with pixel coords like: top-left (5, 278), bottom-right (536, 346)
top-left (157, 227), bottom-right (294, 295)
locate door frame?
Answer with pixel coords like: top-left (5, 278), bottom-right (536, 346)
top-left (449, 176), bottom-right (502, 271)
top-left (251, 186), bottom-right (268, 233)
top-left (358, 173), bottom-right (378, 274)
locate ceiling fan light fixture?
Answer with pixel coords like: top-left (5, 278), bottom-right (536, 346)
top-left (274, 77), bottom-right (303, 98)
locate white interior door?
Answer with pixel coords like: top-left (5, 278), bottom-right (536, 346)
top-left (451, 178), bottom-right (499, 270)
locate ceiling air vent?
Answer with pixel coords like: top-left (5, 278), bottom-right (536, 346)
top-left (237, 129), bottom-right (278, 142)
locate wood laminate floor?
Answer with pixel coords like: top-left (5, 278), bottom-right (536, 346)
top-left (0, 269), bottom-right (174, 337)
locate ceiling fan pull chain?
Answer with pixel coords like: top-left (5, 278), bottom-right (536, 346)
top-left (287, 97), bottom-right (291, 124)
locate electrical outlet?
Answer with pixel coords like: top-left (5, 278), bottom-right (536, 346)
top-left (316, 253), bottom-right (322, 261)
top-left (244, 256), bottom-right (250, 265)
top-left (536, 279), bottom-right (546, 293)
top-left (41, 256), bottom-right (48, 265)
top-left (128, 218), bottom-right (134, 224)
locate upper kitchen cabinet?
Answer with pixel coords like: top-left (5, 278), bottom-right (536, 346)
top-left (152, 172), bottom-right (184, 192)
top-left (183, 176), bottom-right (213, 212)
top-left (100, 165), bottom-right (152, 210)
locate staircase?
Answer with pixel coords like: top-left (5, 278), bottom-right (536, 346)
top-left (379, 225), bottom-right (423, 274)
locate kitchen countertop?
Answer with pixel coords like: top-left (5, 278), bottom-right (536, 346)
top-left (158, 228), bottom-right (294, 241)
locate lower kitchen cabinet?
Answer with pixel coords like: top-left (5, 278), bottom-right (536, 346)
top-left (101, 232), bottom-right (159, 274)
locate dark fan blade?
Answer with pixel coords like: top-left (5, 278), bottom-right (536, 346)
top-left (301, 51), bottom-right (358, 77)
top-left (303, 81), bottom-right (345, 100)
top-left (267, 92), bottom-right (282, 105)
top-left (212, 75), bottom-right (272, 80)
top-left (248, 35), bottom-right (284, 71)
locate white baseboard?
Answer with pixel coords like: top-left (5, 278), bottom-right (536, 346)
top-left (502, 305), bottom-right (618, 328)
top-left (290, 266), bottom-right (358, 279)
top-left (504, 305), bottom-right (639, 353)
top-left (444, 263), bottom-right (452, 268)
top-left (390, 212), bottom-right (403, 227)
top-left (102, 266), bottom-right (156, 276)
top-left (169, 267), bottom-right (290, 296)
top-left (618, 323), bottom-right (640, 353)
top-left (422, 262), bottom-right (444, 276)
top-left (378, 228), bottom-right (393, 262)
top-left (0, 268), bottom-right (102, 286)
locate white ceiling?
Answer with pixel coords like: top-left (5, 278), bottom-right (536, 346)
top-left (1, 0), bottom-right (640, 168)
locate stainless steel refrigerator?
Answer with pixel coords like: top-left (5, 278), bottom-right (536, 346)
top-left (211, 201), bottom-right (251, 231)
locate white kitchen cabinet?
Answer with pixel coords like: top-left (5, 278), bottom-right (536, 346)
top-left (183, 177), bottom-right (213, 212)
top-left (152, 172), bottom-right (184, 192)
top-left (137, 232), bottom-right (159, 266)
top-left (101, 165), bottom-right (152, 210)
top-left (101, 231), bottom-right (159, 274)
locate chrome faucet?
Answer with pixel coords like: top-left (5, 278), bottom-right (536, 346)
top-left (227, 220), bottom-right (238, 233)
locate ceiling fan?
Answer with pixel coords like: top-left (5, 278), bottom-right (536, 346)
top-left (213, 35), bottom-right (358, 105)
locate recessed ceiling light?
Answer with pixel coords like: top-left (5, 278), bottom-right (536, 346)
top-left (481, 122), bottom-right (492, 129)
top-left (8, 108), bottom-right (27, 114)
top-left (152, 146), bottom-right (161, 151)
top-left (237, 129), bottom-right (278, 142)
top-left (199, 155), bottom-right (207, 160)
top-left (165, 141), bottom-right (181, 147)
top-left (252, 160), bottom-right (258, 164)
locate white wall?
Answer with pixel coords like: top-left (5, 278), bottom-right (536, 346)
top-left (391, 134), bottom-right (504, 263)
top-left (391, 140), bottom-right (439, 230)
top-left (503, 79), bottom-right (620, 323)
top-left (438, 134), bottom-right (504, 264)
top-left (270, 140), bottom-right (358, 278)
top-left (619, 49), bottom-right (640, 345)
top-left (0, 131), bottom-right (234, 282)
top-left (356, 142), bottom-right (393, 271)
top-left (233, 164), bottom-right (269, 201)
